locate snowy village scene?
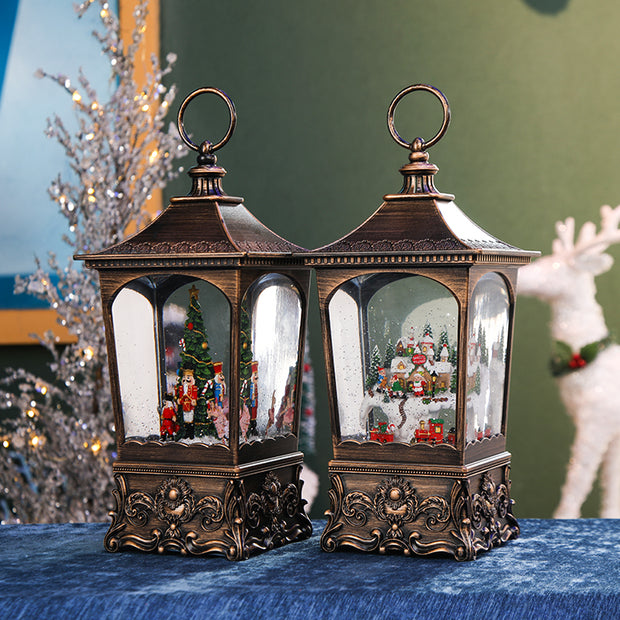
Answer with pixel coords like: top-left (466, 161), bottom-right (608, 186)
top-left (357, 325), bottom-right (458, 445)
top-left (330, 273), bottom-right (511, 446)
top-left (330, 274), bottom-right (459, 445)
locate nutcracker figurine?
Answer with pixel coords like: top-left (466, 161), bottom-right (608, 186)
top-left (213, 362), bottom-right (227, 409)
top-left (177, 367), bottom-right (198, 439)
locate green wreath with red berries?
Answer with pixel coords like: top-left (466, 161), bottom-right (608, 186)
top-left (550, 334), bottom-right (614, 378)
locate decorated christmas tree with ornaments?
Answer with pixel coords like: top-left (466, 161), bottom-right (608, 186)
top-left (175, 285), bottom-right (221, 441)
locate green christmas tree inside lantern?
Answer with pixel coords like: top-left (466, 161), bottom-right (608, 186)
top-left (239, 301), bottom-right (258, 439)
top-left (174, 285), bottom-right (219, 440)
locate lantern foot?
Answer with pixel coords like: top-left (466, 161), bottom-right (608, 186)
top-left (104, 459), bottom-right (312, 560)
top-left (320, 458), bottom-right (519, 561)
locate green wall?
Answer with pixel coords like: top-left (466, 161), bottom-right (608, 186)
top-left (160, 0), bottom-right (620, 518)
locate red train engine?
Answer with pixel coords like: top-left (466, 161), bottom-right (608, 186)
top-left (413, 418), bottom-right (447, 445)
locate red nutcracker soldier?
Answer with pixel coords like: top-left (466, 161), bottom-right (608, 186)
top-left (177, 367), bottom-right (198, 439)
top-left (249, 361), bottom-right (259, 434)
top-left (160, 394), bottom-right (179, 441)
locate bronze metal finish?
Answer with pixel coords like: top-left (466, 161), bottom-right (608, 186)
top-left (77, 88), bottom-right (312, 559)
top-left (177, 87), bottom-right (237, 155)
top-left (307, 85), bottom-right (537, 560)
top-left (387, 83), bottom-right (451, 151)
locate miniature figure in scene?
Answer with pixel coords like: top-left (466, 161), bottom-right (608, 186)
top-left (518, 204), bottom-right (620, 518)
top-left (265, 391), bottom-right (276, 435)
top-left (207, 395), bottom-right (229, 441)
top-left (177, 367), bottom-right (197, 439)
top-left (171, 284), bottom-right (227, 441)
top-left (213, 362), bottom-right (227, 409)
top-left (411, 371), bottom-right (426, 397)
top-left (276, 382), bottom-right (295, 433)
top-left (239, 401), bottom-right (251, 440)
top-left (160, 394), bottom-right (180, 441)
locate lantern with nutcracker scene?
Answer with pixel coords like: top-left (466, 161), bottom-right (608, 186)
top-left (76, 88), bottom-right (312, 559)
top-left (308, 85), bottom-right (538, 560)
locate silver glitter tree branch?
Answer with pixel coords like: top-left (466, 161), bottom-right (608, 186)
top-left (0, 0), bottom-right (185, 523)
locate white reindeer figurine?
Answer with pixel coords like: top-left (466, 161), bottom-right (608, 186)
top-left (518, 205), bottom-right (620, 518)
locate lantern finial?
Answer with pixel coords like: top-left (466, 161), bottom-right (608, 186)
top-left (177, 87), bottom-right (238, 199)
top-left (387, 84), bottom-right (450, 152)
top-left (386, 84), bottom-right (454, 200)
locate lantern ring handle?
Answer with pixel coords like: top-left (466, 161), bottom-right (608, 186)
top-left (387, 84), bottom-right (451, 151)
top-left (177, 87), bottom-right (237, 153)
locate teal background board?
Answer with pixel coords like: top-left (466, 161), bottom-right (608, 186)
top-left (159, 0), bottom-right (620, 519)
top-left (0, 0), bottom-right (114, 282)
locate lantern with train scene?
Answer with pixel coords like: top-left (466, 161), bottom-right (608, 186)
top-left (308, 85), bottom-right (537, 560)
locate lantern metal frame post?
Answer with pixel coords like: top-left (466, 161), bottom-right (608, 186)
top-left (77, 88), bottom-right (312, 560)
top-left (307, 85), bottom-right (538, 560)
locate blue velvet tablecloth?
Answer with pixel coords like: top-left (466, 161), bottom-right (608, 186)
top-left (0, 519), bottom-right (619, 619)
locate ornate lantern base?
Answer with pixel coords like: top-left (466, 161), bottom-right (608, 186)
top-left (104, 455), bottom-right (312, 560)
top-left (320, 453), bottom-right (519, 561)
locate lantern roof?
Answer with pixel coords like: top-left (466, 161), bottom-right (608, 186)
top-left (77, 162), bottom-right (305, 268)
top-left (77, 88), bottom-right (306, 269)
top-left (308, 85), bottom-right (537, 266)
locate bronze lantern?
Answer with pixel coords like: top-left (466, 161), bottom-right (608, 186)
top-left (308, 85), bottom-right (537, 560)
top-left (76, 88), bottom-right (312, 559)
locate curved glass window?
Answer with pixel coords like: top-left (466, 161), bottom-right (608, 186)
top-left (466, 273), bottom-right (511, 443)
top-left (112, 279), bottom-right (159, 440)
top-left (111, 277), bottom-right (231, 445)
top-left (239, 274), bottom-right (303, 443)
top-left (328, 274), bottom-right (458, 445)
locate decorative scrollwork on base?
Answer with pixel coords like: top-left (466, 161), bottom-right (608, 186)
top-left (321, 473), bottom-right (451, 556)
top-left (104, 468), bottom-right (311, 560)
top-left (245, 468), bottom-right (312, 554)
top-left (469, 467), bottom-right (520, 556)
top-left (321, 468), bottom-right (519, 561)
top-left (105, 473), bottom-right (226, 556)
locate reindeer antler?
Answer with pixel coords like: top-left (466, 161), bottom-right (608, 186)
top-left (553, 205), bottom-right (620, 258)
top-left (553, 216), bottom-right (575, 255)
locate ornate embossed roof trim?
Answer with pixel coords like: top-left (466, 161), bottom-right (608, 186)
top-left (100, 239), bottom-right (238, 255)
top-left (461, 238), bottom-right (520, 251)
top-left (235, 239), bottom-right (306, 253)
top-left (322, 238), bottom-right (466, 253)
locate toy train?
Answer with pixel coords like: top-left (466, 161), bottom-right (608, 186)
top-left (369, 422), bottom-right (395, 443)
top-left (412, 418), bottom-right (455, 445)
top-left (368, 418), bottom-right (457, 445)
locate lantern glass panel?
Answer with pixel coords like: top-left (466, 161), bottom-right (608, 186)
top-left (328, 274), bottom-right (459, 444)
top-left (239, 274), bottom-right (302, 443)
top-left (162, 279), bottom-right (231, 445)
top-left (466, 272), bottom-right (511, 443)
top-left (111, 279), bottom-right (159, 440)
